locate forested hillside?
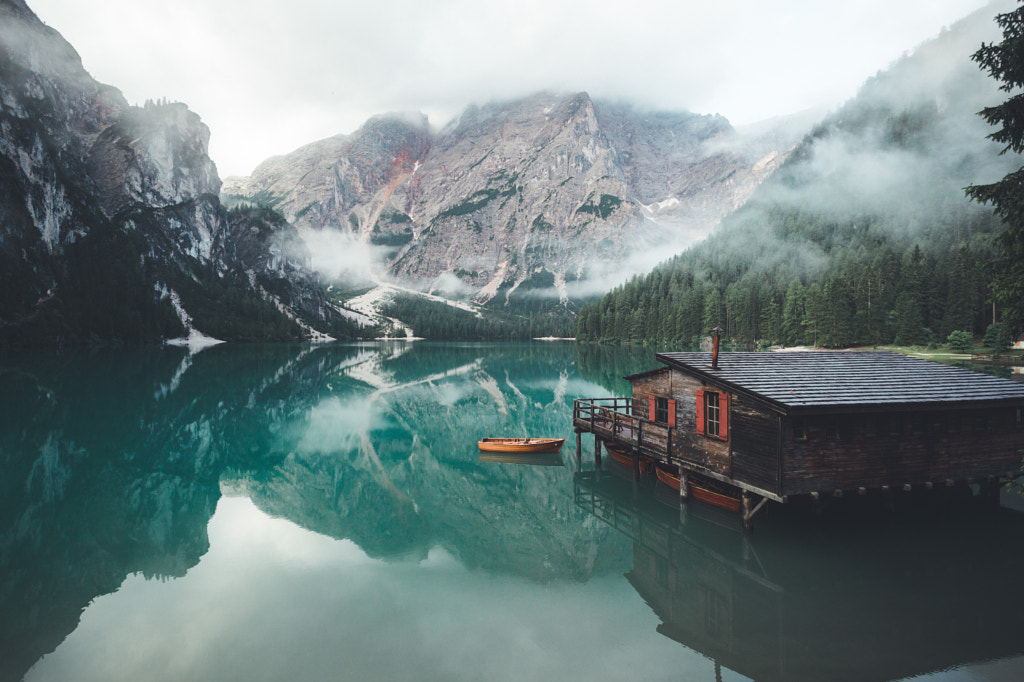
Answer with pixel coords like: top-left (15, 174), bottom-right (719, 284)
top-left (577, 6), bottom-right (1017, 347)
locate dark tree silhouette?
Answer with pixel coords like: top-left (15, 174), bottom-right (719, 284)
top-left (966, 1), bottom-right (1024, 334)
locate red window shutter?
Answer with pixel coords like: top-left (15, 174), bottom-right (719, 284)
top-left (720, 393), bottom-right (729, 440)
top-left (695, 389), bottom-right (705, 435)
top-left (648, 396), bottom-right (656, 421)
top-left (667, 399), bottom-right (676, 427)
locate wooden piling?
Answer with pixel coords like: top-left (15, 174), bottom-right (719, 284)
top-left (983, 476), bottom-right (1000, 508)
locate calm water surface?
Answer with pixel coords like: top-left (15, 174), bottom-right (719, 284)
top-left (2, 342), bottom-right (1023, 682)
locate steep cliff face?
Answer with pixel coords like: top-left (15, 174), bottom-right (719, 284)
top-left (232, 113), bottom-right (433, 234)
top-left (0, 0), bottom-right (348, 345)
top-left (215, 206), bottom-right (337, 327)
top-left (0, 0), bottom-right (124, 322)
top-left (224, 92), bottom-right (795, 307)
top-left (88, 102), bottom-right (221, 219)
top-left (391, 93), bottom-right (635, 300)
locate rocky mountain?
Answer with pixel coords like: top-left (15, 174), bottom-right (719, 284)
top-left (224, 92), bottom-right (802, 313)
top-left (0, 0), bottom-right (355, 346)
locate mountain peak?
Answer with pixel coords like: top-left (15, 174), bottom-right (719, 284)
top-left (224, 91), bottom-right (802, 307)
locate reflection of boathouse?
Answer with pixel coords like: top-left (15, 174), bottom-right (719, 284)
top-left (574, 471), bottom-right (1024, 681)
top-left (573, 351), bottom-right (1024, 526)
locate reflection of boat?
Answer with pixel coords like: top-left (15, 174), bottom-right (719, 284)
top-left (605, 442), bottom-right (654, 473)
top-left (478, 437), bottom-right (564, 453)
top-left (655, 464), bottom-right (741, 513)
top-left (478, 451), bottom-right (565, 466)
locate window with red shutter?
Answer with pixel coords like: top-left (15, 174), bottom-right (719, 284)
top-left (667, 399), bottom-right (676, 427)
top-left (648, 396), bottom-right (656, 421)
top-left (697, 390), bottom-right (729, 440)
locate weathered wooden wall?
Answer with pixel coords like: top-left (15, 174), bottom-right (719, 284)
top-left (781, 406), bottom-right (1024, 495)
top-left (630, 370), bottom-right (739, 478)
top-left (730, 395), bottom-right (782, 495)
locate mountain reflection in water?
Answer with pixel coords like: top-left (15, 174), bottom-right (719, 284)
top-left (1, 342), bottom-right (1023, 681)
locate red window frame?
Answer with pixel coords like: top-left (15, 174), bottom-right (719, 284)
top-left (648, 396), bottom-right (677, 427)
top-left (696, 389), bottom-right (728, 440)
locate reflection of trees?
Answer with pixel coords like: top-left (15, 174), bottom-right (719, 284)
top-left (0, 342), bottom-right (627, 682)
top-left (573, 343), bottom-right (662, 395)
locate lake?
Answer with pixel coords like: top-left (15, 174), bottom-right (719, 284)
top-left (2, 342), bottom-right (1023, 681)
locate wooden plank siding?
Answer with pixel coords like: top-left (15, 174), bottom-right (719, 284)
top-left (629, 369), bottom-right (735, 477)
top-left (730, 395), bottom-right (782, 495)
top-left (781, 407), bottom-right (1024, 495)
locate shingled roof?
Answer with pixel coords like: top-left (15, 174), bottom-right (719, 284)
top-left (654, 351), bottom-right (1024, 412)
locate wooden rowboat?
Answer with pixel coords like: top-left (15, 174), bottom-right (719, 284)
top-left (655, 464), bottom-right (741, 513)
top-left (605, 443), bottom-right (654, 473)
top-left (478, 437), bottom-right (565, 453)
top-left (655, 463), bottom-right (681, 490)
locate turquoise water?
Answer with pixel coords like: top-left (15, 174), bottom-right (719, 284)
top-left (2, 342), bottom-right (1023, 681)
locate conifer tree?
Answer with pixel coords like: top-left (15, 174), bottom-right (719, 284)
top-left (802, 283), bottom-right (823, 347)
top-left (966, 1), bottom-right (1024, 333)
top-left (781, 279), bottom-right (805, 346)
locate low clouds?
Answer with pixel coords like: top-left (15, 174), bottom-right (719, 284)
top-left (300, 230), bottom-right (389, 282)
top-left (29, 0), bottom-right (995, 177)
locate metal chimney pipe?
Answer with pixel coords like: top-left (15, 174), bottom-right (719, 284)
top-left (712, 327), bottom-right (724, 369)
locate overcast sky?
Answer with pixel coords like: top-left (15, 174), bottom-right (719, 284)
top-left (28, 0), bottom-right (998, 178)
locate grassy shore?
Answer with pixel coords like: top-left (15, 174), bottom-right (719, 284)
top-left (862, 344), bottom-right (1024, 370)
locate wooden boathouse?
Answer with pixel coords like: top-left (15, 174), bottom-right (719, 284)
top-left (572, 350), bottom-right (1024, 527)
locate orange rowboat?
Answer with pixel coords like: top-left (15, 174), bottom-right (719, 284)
top-left (605, 443), bottom-right (654, 473)
top-left (655, 463), bottom-right (682, 490)
top-left (655, 464), bottom-right (741, 513)
top-left (478, 438), bottom-right (565, 453)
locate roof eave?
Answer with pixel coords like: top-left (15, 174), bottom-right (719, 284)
top-left (655, 353), bottom-right (790, 414)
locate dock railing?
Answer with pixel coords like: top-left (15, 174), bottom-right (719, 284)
top-left (573, 397), bottom-right (670, 457)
